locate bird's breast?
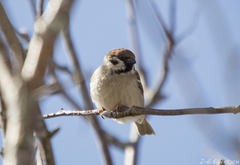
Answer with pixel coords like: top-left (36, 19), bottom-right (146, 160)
top-left (91, 73), bottom-right (144, 111)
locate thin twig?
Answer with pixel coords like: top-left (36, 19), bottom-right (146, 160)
top-left (43, 104), bottom-right (240, 119)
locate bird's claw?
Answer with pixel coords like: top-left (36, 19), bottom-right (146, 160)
top-left (100, 111), bottom-right (112, 119)
top-left (99, 107), bottom-right (108, 119)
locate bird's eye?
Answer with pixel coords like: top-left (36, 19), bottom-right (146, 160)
top-left (110, 60), bottom-right (119, 65)
top-left (119, 54), bottom-right (124, 60)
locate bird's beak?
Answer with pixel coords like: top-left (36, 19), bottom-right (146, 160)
top-left (126, 58), bottom-right (136, 64)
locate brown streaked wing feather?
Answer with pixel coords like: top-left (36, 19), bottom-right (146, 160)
top-left (135, 71), bottom-right (144, 96)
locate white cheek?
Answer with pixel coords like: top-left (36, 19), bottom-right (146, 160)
top-left (107, 59), bottom-right (126, 70)
top-left (115, 60), bottom-right (125, 68)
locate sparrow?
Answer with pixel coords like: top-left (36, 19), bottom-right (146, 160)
top-left (90, 48), bottom-right (155, 136)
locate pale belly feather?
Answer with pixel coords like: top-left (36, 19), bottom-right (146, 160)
top-left (90, 68), bottom-right (144, 124)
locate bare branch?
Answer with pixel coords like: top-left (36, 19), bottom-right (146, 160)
top-left (175, 5), bottom-right (202, 44)
top-left (61, 19), bottom-right (113, 165)
top-left (14, 28), bottom-right (31, 43)
top-left (144, 0), bottom-right (175, 107)
top-left (37, 0), bottom-right (44, 18)
top-left (0, 49), bottom-right (35, 165)
top-left (43, 104), bottom-right (240, 119)
top-left (0, 36), bottom-right (9, 137)
top-left (34, 105), bottom-right (56, 165)
top-left (0, 3), bottom-right (24, 69)
top-left (22, 0), bottom-right (74, 90)
top-left (20, 1), bottom-right (74, 165)
top-left (102, 105), bottom-right (240, 118)
top-left (126, 1), bottom-right (143, 164)
top-left (150, 0), bottom-right (174, 44)
top-left (43, 108), bottom-right (99, 119)
top-left (127, 0), bottom-right (148, 89)
top-left (169, 0), bottom-right (176, 35)
top-left (29, 0), bottom-right (37, 18)
top-left (124, 124), bottom-right (140, 165)
top-left (104, 132), bottom-right (134, 150)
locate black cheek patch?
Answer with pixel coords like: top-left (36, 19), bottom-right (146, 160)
top-left (110, 60), bottom-right (119, 65)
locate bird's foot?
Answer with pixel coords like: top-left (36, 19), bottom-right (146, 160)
top-left (113, 104), bottom-right (121, 113)
top-left (99, 107), bottom-right (106, 119)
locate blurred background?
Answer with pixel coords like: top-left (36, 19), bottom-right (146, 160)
top-left (1, 0), bottom-right (240, 164)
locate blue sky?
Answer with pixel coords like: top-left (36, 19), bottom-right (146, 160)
top-left (1, 0), bottom-right (240, 164)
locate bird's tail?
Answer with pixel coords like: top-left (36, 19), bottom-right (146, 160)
top-left (135, 118), bottom-right (155, 136)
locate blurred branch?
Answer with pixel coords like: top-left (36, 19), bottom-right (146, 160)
top-left (22, 0), bottom-right (74, 90)
top-left (126, 0), bottom-right (143, 164)
top-left (150, 0), bottom-right (174, 44)
top-left (61, 18), bottom-right (113, 165)
top-left (0, 50), bottom-right (35, 164)
top-left (34, 105), bottom-right (56, 165)
top-left (169, 0), bottom-right (176, 35)
top-left (124, 124), bottom-right (140, 165)
top-left (127, 0), bottom-right (148, 89)
top-left (43, 104), bottom-right (240, 118)
top-left (0, 3), bottom-right (24, 70)
top-left (145, 1), bottom-right (177, 107)
top-left (175, 5), bottom-right (201, 44)
top-left (21, 0), bottom-right (75, 165)
top-left (37, 0), bottom-right (44, 17)
top-left (147, 1), bottom-right (201, 107)
top-left (104, 132), bottom-right (134, 150)
top-left (0, 36), bottom-right (9, 137)
top-left (14, 28), bottom-right (31, 43)
top-left (29, 0), bottom-right (37, 18)
top-left (0, 95), bottom-right (7, 137)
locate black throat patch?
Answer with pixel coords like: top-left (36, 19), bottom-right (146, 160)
top-left (110, 63), bottom-right (134, 74)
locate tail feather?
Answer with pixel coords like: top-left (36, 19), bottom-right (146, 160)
top-left (135, 118), bottom-right (155, 136)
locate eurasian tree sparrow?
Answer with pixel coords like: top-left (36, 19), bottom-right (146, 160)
top-left (90, 48), bottom-right (155, 136)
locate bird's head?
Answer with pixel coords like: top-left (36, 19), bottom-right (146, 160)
top-left (103, 48), bottom-right (136, 74)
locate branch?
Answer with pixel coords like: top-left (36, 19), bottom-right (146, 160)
top-left (126, 1), bottom-right (144, 164)
top-left (43, 105), bottom-right (240, 119)
top-left (145, 1), bottom-right (175, 107)
top-left (21, 0), bottom-right (74, 89)
top-left (61, 18), bottom-right (113, 165)
top-left (150, 0), bottom-right (174, 44)
top-left (104, 132), bottom-right (134, 150)
top-left (175, 4), bottom-right (202, 44)
top-left (0, 46), bottom-right (35, 165)
top-left (20, 1), bottom-right (74, 165)
top-left (127, 0), bottom-right (148, 89)
top-left (169, 0), bottom-right (176, 35)
top-left (0, 3), bottom-right (24, 69)
top-left (43, 108), bottom-right (99, 119)
top-left (37, 0), bottom-right (44, 18)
